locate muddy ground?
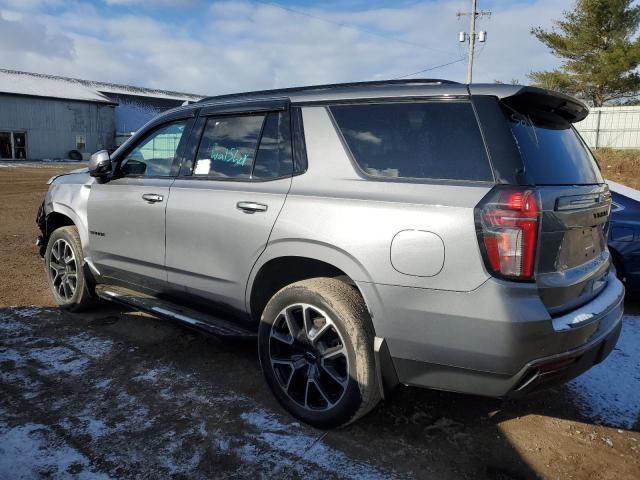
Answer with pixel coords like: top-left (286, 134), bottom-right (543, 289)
top-left (0, 163), bottom-right (639, 479)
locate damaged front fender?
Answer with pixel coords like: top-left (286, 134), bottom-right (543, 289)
top-left (36, 200), bottom-right (47, 257)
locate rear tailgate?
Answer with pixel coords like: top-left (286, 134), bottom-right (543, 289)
top-left (473, 87), bottom-right (612, 314)
top-left (536, 185), bottom-right (611, 314)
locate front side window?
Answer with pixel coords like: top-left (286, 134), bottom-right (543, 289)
top-left (193, 115), bottom-right (265, 179)
top-left (121, 121), bottom-right (187, 177)
top-left (330, 102), bottom-right (492, 181)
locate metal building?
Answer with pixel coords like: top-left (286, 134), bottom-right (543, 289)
top-left (0, 69), bottom-right (202, 160)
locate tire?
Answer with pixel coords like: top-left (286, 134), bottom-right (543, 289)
top-left (68, 150), bottom-right (83, 161)
top-left (258, 277), bottom-right (380, 429)
top-left (45, 226), bottom-right (96, 311)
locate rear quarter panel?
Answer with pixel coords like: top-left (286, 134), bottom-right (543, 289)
top-left (264, 106), bottom-right (492, 291)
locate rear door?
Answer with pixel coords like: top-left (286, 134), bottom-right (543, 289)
top-left (476, 90), bottom-right (611, 314)
top-left (164, 103), bottom-right (293, 313)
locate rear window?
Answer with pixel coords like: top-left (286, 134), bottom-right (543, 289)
top-left (330, 102), bottom-right (493, 181)
top-left (504, 104), bottom-right (603, 185)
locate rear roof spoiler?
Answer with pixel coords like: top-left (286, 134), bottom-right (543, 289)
top-left (469, 85), bottom-right (589, 123)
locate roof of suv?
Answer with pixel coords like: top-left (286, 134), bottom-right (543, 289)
top-left (195, 79), bottom-right (573, 104)
top-left (196, 79), bottom-right (461, 104)
top-left (159, 79), bottom-right (587, 124)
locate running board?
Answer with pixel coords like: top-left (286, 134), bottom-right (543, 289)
top-left (95, 285), bottom-right (256, 339)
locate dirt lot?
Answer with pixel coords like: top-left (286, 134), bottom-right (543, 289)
top-left (1, 163), bottom-right (639, 479)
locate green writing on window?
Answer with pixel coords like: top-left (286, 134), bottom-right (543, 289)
top-left (211, 147), bottom-right (249, 166)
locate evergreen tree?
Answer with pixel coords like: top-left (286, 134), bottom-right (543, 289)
top-left (529, 0), bottom-right (640, 106)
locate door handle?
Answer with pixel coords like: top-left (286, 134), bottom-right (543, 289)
top-left (237, 201), bottom-right (268, 213)
top-left (142, 193), bottom-right (164, 203)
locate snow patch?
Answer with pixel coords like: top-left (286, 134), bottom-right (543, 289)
top-left (0, 69), bottom-right (202, 103)
top-left (566, 314), bottom-right (640, 428)
top-left (0, 422), bottom-right (110, 480)
top-left (239, 409), bottom-right (393, 479)
top-left (93, 378), bottom-right (112, 390)
top-left (64, 333), bottom-right (113, 359)
top-left (29, 346), bottom-right (90, 375)
top-left (42, 158), bottom-right (85, 163)
top-left (132, 366), bottom-right (170, 382)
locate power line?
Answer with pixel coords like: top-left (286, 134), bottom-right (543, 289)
top-left (394, 57), bottom-right (467, 79)
top-left (457, 0), bottom-right (491, 83)
top-left (249, 0), bottom-right (469, 83)
top-left (250, 0), bottom-right (459, 56)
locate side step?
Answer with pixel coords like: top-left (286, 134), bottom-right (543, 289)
top-left (95, 285), bottom-right (256, 339)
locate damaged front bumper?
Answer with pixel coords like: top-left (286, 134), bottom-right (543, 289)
top-left (36, 200), bottom-right (47, 257)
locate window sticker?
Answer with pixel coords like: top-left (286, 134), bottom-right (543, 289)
top-left (210, 147), bottom-right (250, 167)
top-left (194, 159), bottom-right (211, 175)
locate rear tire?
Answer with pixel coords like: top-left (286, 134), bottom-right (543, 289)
top-left (45, 226), bottom-right (96, 312)
top-left (258, 277), bottom-right (380, 429)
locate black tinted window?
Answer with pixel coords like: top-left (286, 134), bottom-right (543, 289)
top-left (330, 102), bottom-right (492, 181)
top-left (253, 111), bottom-right (293, 179)
top-left (194, 115), bottom-right (265, 178)
top-left (504, 105), bottom-right (603, 185)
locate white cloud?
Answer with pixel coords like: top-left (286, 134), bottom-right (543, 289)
top-left (0, 11), bottom-right (75, 60)
top-left (103, 0), bottom-right (198, 6)
top-left (0, 0), bottom-right (571, 95)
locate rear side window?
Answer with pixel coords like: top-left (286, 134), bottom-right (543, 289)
top-left (503, 105), bottom-right (603, 185)
top-left (253, 111), bottom-right (293, 179)
top-left (194, 115), bottom-right (265, 179)
top-left (192, 112), bottom-right (293, 180)
top-left (330, 102), bottom-right (492, 181)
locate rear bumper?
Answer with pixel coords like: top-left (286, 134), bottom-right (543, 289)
top-left (359, 272), bottom-right (624, 397)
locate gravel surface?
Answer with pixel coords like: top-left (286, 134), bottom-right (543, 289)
top-left (1, 164), bottom-right (638, 479)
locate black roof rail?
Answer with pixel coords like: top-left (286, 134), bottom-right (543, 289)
top-left (196, 78), bottom-right (458, 104)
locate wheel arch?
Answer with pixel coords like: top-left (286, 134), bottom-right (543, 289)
top-left (246, 240), bottom-right (376, 324)
top-left (248, 243), bottom-right (399, 400)
top-left (46, 203), bottom-right (89, 250)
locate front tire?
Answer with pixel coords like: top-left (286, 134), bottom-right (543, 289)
top-left (45, 226), bottom-right (96, 311)
top-left (258, 277), bottom-right (380, 429)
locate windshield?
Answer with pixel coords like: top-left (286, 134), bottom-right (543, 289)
top-left (504, 104), bottom-right (603, 185)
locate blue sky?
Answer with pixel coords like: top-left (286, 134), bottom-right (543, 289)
top-left (0, 0), bottom-right (572, 95)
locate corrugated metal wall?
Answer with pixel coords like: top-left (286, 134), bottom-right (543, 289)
top-left (0, 94), bottom-right (115, 159)
top-left (108, 93), bottom-right (185, 133)
top-left (575, 106), bottom-right (640, 149)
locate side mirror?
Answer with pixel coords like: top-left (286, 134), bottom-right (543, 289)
top-left (88, 150), bottom-right (112, 180)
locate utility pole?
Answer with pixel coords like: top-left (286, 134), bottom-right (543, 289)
top-left (458, 0), bottom-right (491, 84)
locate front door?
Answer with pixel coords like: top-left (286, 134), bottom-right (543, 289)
top-left (165, 109), bottom-right (293, 313)
top-left (86, 120), bottom-right (189, 292)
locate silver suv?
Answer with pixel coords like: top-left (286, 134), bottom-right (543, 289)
top-left (37, 80), bottom-right (624, 428)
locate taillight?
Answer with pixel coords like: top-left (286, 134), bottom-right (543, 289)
top-left (475, 187), bottom-right (540, 280)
